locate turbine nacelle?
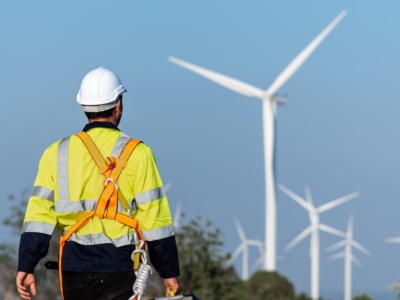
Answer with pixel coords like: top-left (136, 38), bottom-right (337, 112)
top-left (272, 95), bottom-right (287, 105)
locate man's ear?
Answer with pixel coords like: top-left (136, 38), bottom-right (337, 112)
top-left (115, 99), bottom-right (123, 114)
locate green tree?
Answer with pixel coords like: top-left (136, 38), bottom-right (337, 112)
top-left (245, 270), bottom-right (296, 300)
top-left (173, 216), bottom-right (244, 300)
top-left (353, 294), bottom-right (373, 300)
top-left (296, 292), bottom-right (312, 300)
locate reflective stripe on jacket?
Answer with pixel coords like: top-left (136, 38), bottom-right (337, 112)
top-left (23, 126), bottom-right (174, 242)
top-left (19, 122), bottom-right (179, 277)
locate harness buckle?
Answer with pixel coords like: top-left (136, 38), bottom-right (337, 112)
top-left (104, 177), bottom-right (119, 190)
top-left (106, 156), bottom-right (116, 170)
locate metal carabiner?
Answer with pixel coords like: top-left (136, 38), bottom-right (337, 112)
top-left (104, 177), bottom-right (119, 190)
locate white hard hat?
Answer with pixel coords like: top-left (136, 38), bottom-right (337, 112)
top-left (77, 67), bottom-right (127, 112)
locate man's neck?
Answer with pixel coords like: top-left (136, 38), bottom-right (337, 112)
top-left (89, 117), bottom-right (116, 126)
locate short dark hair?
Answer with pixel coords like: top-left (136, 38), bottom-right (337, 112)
top-left (84, 95), bottom-right (123, 120)
top-left (85, 107), bottom-right (114, 120)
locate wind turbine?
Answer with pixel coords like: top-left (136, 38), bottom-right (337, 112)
top-left (169, 10), bottom-right (347, 271)
top-left (326, 215), bottom-right (370, 300)
top-left (173, 202), bottom-right (182, 229)
top-left (278, 184), bottom-right (358, 300)
top-left (229, 218), bottom-right (263, 280)
top-left (163, 182), bottom-right (181, 229)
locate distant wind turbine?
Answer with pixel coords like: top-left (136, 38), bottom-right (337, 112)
top-left (229, 218), bottom-right (263, 280)
top-left (173, 202), bottom-right (182, 229)
top-left (326, 215), bottom-right (370, 300)
top-left (169, 10), bottom-right (347, 271)
top-left (278, 184), bottom-right (358, 300)
top-left (163, 182), bottom-right (181, 229)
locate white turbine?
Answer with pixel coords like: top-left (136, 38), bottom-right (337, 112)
top-left (229, 218), bottom-right (263, 280)
top-left (169, 10), bottom-right (347, 271)
top-left (326, 215), bottom-right (370, 300)
top-left (163, 182), bottom-right (181, 229)
top-left (278, 184), bottom-right (358, 300)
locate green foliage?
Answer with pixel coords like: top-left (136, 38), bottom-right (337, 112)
top-left (353, 294), bottom-right (373, 300)
top-left (295, 293), bottom-right (324, 300)
top-left (3, 192), bottom-right (28, 235)
top-left (246, 270), bottom-right (296, 300)
top-left (174, 216), bottom-right (244, 300)
top-left (296, 292), bottom-right (312, 300)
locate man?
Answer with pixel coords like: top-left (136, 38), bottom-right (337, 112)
top-left (16, 67), bottom-right (182, 300)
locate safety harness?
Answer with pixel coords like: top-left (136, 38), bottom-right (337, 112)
top-left (58, 132), bottom-right (144, 299)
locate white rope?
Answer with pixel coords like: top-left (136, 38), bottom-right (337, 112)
top-left (129, 248), bottom-right (153, 300)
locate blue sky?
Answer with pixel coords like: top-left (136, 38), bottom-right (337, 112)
top-left (1, 1), bottom-right (400, 298)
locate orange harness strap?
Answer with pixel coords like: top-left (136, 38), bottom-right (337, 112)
top-left (76, 132), bottom-right (133, 212)
top-left (58, 132), bottom-right (142, 299)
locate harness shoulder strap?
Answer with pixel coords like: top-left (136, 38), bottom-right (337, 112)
top-left (58, 132), bottom-right (142, 300)
top-left (75, 131), bottom-right (142, 211)
top-left (76, 131), bottom-right (110, 174)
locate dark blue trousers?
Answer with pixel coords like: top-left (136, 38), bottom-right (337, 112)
top-left (62, 271), bottom-right (136, 300)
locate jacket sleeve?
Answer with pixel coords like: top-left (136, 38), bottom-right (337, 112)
top-left (18, 144), bottom-right (57, 273)
top-left (147, 236), bottom-right (180, 278)
top-left (130, 144), bottom-right (180, 278)
top-left (18, 232), bottom-right (52, 273)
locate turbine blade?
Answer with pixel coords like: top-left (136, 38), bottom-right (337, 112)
top-left (326, 240), bottom-right (346, 252)
top-left (173, 202), bottom-right (182, 229)
top-left (285, 226), bottom-right (312, 251)
top-left (164, 182), bottom-right (173, 193)
top-left (251, 256), bottom-right (263, 272)
top-left (305, 186), bottom-right (314, 206)
top-left (328, 252), bottom-right (345, 261)
top-left (278, 184), bottom-right (311, 211)
top-left (351, 240), bottom-right (371, 256)
top-left (256, 242), bottom-right (264, 254)
top-left (351, 255), bottom-right (362, 267)
top-left (229, 244), bottom-right (245, 264)
top-left (317, 191), bottom-right (359, 213)
top-left (385, 237), bottom-right (400, 243)
top-left (247, 239), bottom-right (264, 247)
top-left (319, 223), bottom-right (346, 237)
top-left (169, 57), bottom-right (264, 98)
top-left (234, 218), bottom-right (246, 241)
top-left (264, 10), bottom-right (347, 97)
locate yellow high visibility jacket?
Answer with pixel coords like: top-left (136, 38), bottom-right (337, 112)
top-left (18, 122), bottom-right (180, 278)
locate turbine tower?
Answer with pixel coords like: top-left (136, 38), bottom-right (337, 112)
top-left (229, 218), bottom-right (263, 280)
top-left (326, 215), bottom-right (370, 300)
top-left (278, 184), bottom-right (358, 300)
top-left (169, 10), bottom-right (347, 271)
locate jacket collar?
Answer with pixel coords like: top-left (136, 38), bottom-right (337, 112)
top-left (82, 121), bottom-right (120, 132)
